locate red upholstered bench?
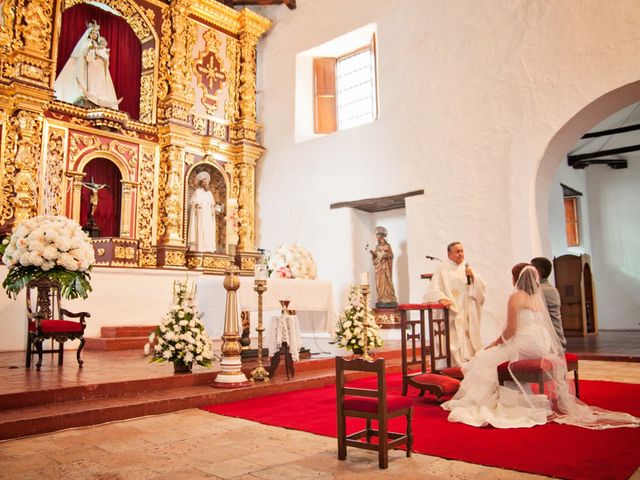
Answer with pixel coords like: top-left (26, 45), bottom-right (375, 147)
top-left (399, 303), bottom-right (461, 399)
top-left (497, 353), bottom-right (580, 397)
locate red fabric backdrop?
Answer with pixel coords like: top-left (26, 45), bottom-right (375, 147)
top-left (80, 158), bottom-right (122, 237)
top-left (56, 3), bottom-right (142, 119)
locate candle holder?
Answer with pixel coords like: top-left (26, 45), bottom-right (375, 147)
top-left (211, 264), bottom-right (251, 388)
top-left (360, 284), bottom-right (373, 362)
top-left (250, 278), bottom-right (269, 382)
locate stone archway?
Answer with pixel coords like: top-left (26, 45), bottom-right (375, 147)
top-left (533, 80), bottom-right (640, 256)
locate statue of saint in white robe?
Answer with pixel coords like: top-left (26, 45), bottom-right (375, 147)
top-left (187, 187), bottom-right (219, 253)
top-left (425, 260), bottom-right (486, 366)
top-left (54, 23), bottom-right (121, 110)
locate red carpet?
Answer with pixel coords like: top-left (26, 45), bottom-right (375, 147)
top-left (202, 375), bottom-right (640, 479)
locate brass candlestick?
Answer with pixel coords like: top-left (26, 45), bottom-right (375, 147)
top-left (360, 284), bottom-right (373, 362)
top-left (250, 279), bottom-right (269, 382)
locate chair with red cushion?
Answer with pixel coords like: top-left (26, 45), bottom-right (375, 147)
top-left (25, 276), bottom-right (90, 370)
top-left (336, 356), bottom-right (413, 469)
top-left (497, 352), bottom-right (580, 398)
top-left (399, 303), bottom-right (461, 399)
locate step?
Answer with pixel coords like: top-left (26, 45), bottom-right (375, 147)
top-left (0, 363), bottom-right (403, 441)
top-left (100, 325), bottom-right (156, 338)
top-left (84, 336), bottom-right (150, 351)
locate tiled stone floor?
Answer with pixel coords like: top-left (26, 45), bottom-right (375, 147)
top-left (1, 360), bottom-right (639, 480)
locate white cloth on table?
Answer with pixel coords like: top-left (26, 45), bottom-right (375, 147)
top-left (267, 314), bottom-right (301, 362)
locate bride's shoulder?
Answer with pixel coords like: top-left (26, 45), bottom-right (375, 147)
top-left (508, 290), bottom-right (530, 307)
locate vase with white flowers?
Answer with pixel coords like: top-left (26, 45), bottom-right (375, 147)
top-left (334, 285), bottom-right (383, 355)
top-left (144, 279), bottom-right (217, 373)
top-left (1, 215), bottom-right (94, 300)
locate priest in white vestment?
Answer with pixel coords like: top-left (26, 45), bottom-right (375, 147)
top-left (54, 21), bottom-right (121, 110)
top-left (425, 241), bottom-right (486, 366)
top-left (187, 171), bottom-right (222, 253)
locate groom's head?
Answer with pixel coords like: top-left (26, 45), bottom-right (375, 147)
top-left (531, 257), bottom-right (552, 280)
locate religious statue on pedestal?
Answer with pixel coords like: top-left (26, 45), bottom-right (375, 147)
top-left (369, 226), bottom-right (398, 308)
top-left (187, 171), bottom-right (223, 253)
top-left (54, 20), bottom-right (122, 110)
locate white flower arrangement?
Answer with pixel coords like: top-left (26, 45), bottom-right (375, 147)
top-left (144, 279), bottom-right (217, 370)
top-left (267, 243), bottom-right (317, 279)
top-left (1, 215), bottom-right (95, 299)
top-left (334, 285), bottom-right (383, 353)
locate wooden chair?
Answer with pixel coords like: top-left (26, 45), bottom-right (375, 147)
top-left (399, 303), bottom-right (461, 399)
top-left (497, 353), bottom-right (580, 398)
top-left (25, 276), bottom-right (90, 370)
top-left (336, 356), bottom-right (413, 469)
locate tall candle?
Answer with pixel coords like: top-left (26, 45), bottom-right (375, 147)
top-left (360, 272), bottom-right (369, 286)
top-left (255, 264), bottom-right (267, 280)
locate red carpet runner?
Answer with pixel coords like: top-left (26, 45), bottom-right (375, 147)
top-left (202, 375), bottom-right (640, 479)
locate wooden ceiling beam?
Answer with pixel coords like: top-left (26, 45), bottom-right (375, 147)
top-left (568, 143), bottom-right (640, 164)
top-left (582, 122), bottom-right (640, 139)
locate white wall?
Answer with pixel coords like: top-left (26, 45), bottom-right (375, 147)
top-left (585, 162), bottom-right (640, 330)
top-left (254, 0), bottom-right (640, 339)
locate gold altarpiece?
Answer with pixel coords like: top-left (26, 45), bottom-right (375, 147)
top-left (0, 0), bottom-right (270, 275)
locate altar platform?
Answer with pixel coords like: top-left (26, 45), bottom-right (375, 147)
top-left (1, 332), bottom-right (639, 441)
top-left (0, 339), bottom-right (404, 441)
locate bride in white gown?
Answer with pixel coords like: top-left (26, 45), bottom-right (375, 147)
top-left (442, 263), bottom-right (639, 430)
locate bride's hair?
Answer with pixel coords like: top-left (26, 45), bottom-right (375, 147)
top-left (512, 263), bottom-right (539, 295)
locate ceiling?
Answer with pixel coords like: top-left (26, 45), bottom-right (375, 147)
top-left (568, 102), bottom-right (640, 170)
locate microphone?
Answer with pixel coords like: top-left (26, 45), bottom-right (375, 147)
top-left (465, 262), bottom-right (471, 285)
top-left (425, 255), bottom-right (441, 261)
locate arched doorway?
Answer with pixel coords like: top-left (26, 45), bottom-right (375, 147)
top-left (535, 80), bottom-right (640, 331)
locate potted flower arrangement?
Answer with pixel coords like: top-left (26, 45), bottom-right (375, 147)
top-left (334, 285), bottom-right (383, 355)
top-left (267, 243), bottom-right (317, 279)
top-left (1, 215), bottom-right (94, 299)
top-left (144, 279), bottom-right (217, 373)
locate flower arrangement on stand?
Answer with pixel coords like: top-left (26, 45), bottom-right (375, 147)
top-left (1, 215), bottom-right (94, 299)
top-left (144, 279), bottom-right (217, 373)
top-left (267, 243), bottom-right (317, 279)
top-left (334, 285), bottom-right (383, 354)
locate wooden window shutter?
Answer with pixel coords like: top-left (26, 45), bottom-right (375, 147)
top-left (313, 58), bottom-right (337, 134)
top-left (564, 197), bottom-right (580, 246)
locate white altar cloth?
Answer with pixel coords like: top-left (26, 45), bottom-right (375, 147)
top-left (196, 277), bottom-right (336, 340)
top-left (267, 314), bottom-right (302, 362)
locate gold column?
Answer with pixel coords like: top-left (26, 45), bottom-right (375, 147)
top-left (120, 180), bottom-right (136, 239)
top-left (157, 144), bottom-right (184, 246)
top-left (212, 264), bottom-right (251, 388)
top-left (68, 171), bottom-right (84, 223)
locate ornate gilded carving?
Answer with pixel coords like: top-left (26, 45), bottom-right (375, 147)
top-left (0, 0), bottom-right (16, 54)
top-left (18, 0), bottom-right (53, 55)
top-left (142, 48), bottom-right (155, 70)
top-left (241, 256), bottom-right (255, 271)
top-left (69, 133), bottom-right (138, 178)
top-left (157, 145), bottom-right (184, 245)
top-left (238, 33), bottom-right (257, 122)
top-left (62, 0), bottom-right (151, 42)
top-left (193, 115), bottom-right (207, 136)
top-left (114, 245), bottom-right (136, 259)
top-left (213, 122), bottom-right (227, 140)
top-left (137, 148), bottom-right (156, 267)
top-left (195, 29), bottom-right (227, 116)
top-left (235, 162), bottom-right (255, 251)
top-left (139, 73), bottom-right (154, 124)
top-left (9, 110), bottom-right (43, 226)
top-left (166, 250), bottom-right (185, 266)
top-left (224, 37), bottom-right (240, 123)
top-left (42, 127), bottom-right (65, 216)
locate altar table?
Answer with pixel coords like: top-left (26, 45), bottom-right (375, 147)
top-left (196, 277), bottom-right (336, 340)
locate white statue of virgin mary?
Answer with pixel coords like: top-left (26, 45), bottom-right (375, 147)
top-left (54, 21), bottom-right (121, 110)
